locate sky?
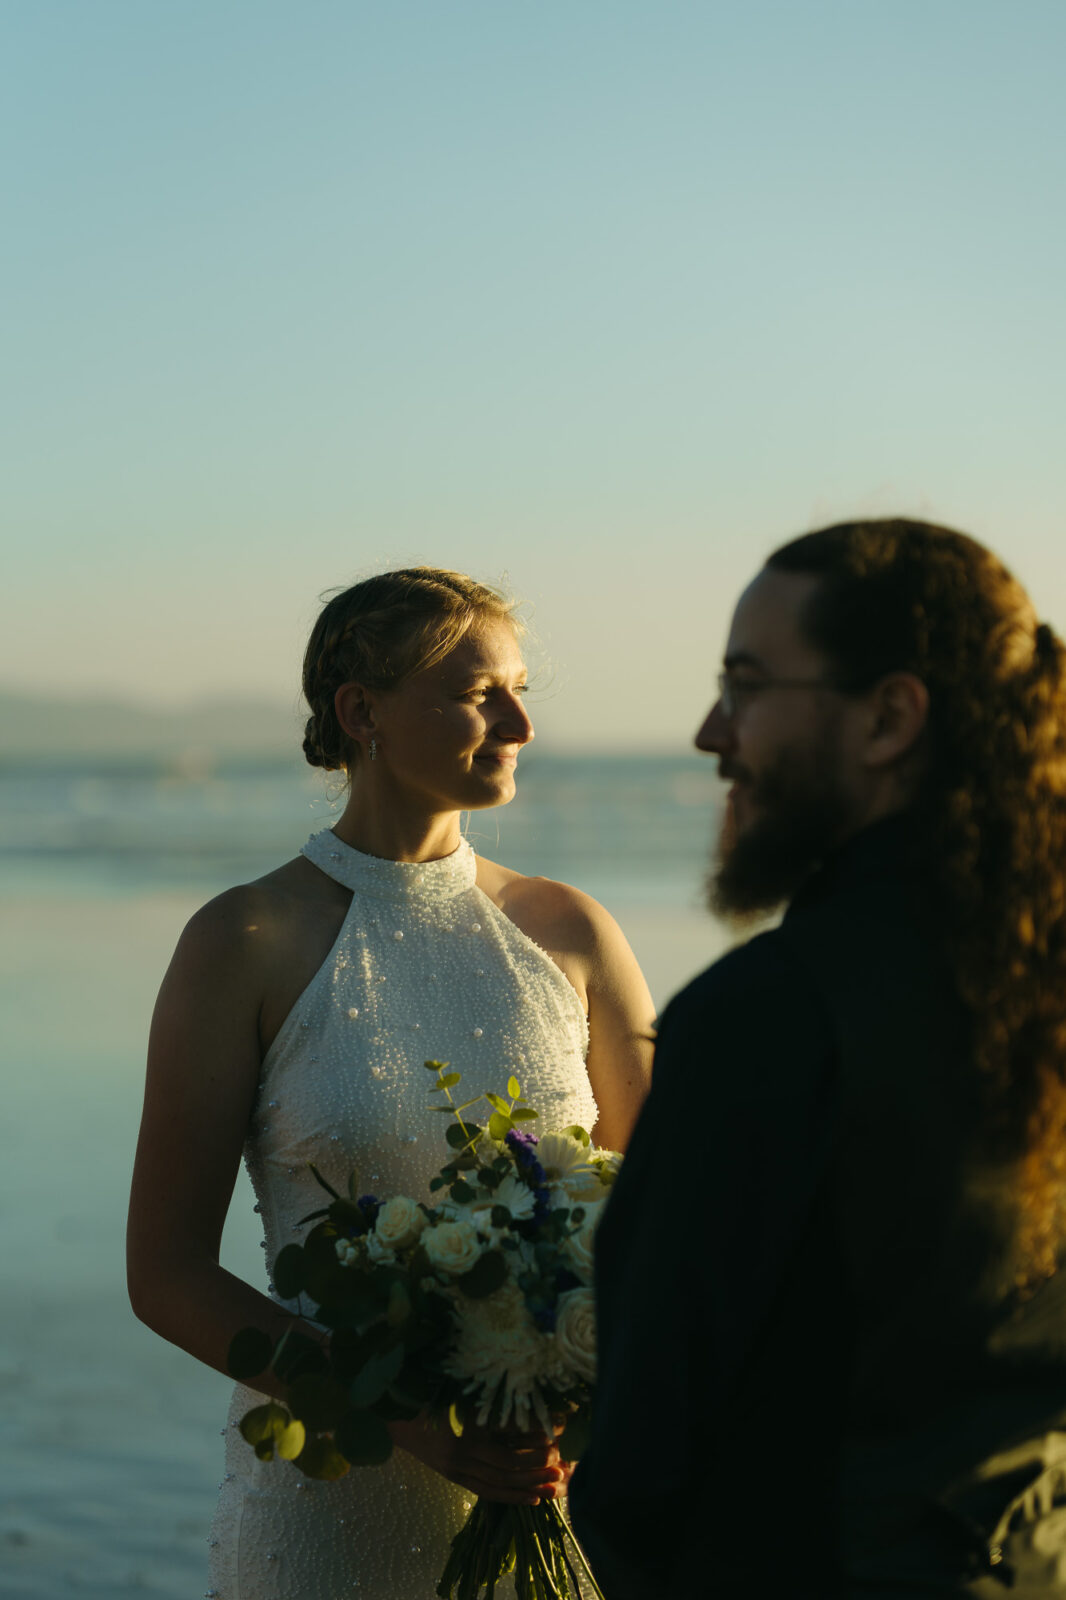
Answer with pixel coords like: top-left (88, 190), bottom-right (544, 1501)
top-left (4, 0), bottom-right (1064, 750)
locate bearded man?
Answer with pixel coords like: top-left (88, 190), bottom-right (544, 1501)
top-left (570, 520), bottom-right (1066, 1598)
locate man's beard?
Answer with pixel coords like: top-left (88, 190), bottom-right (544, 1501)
top-left (708, 743), bottom-right (854, 926)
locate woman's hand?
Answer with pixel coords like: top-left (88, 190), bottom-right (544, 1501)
top-left (389, 1416), bottom-right (567, 1505)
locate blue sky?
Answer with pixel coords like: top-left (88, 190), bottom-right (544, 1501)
top-left (4, 1), bottom-right (1063, 749)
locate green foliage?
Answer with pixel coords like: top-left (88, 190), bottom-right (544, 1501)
top-left (423, 1058), bottom-right (450, 1073)
top-left (308, 1163), bottom-right (341, 1199)
top-left (511, 1107), bottom-right (539, 1122)
top-left (328, 1197), bottom-right (368, 1233)
top-left (227, 1326), bottom-right (273, 1381)
top-left (334, 1408), bottom-right (393, 1466)
top-left (457, 1250), bottom-right (507, 1300)
top-left (287, 1373), bottom-right (349, 1431)
top-left (488, 1110), bottom-right (513, 1141)
top-left (562, 1124), bottom-right (591, 1147)
top-left (272, 1243), bottom-right (307, 1300)
top-left (271, 1328), bottom-right (329, 1385)
top-left (349, 1342), bottom-right (405, 1408)
top-left (386, 1281), bottom-right (412, 1328)
top-left (295, 1434), bottom-right (351, 1481)
top-left (435, 1072), bottom-right (462, 1090)
top-left (506, 1075), bottom-right (522, 1100)
top-left (557, 1408), bottom-right (592, 1463)
top-left (239, 1402), bottom-right (306, 1463)
top-left (449, 1178), bottom-right (477, 1204)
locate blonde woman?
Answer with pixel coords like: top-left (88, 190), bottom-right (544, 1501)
top-left (127, 568), bottom-right (653, 1599)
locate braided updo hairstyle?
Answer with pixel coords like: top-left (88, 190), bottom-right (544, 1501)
top-left (301, 568), bottom-right (520, 773)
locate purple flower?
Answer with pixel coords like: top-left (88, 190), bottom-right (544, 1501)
top-left (505, 1128), bottom-right (540, 1155)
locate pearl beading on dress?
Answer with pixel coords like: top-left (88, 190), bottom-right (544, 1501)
top-left (207, 829), bottom-right (594, 1599)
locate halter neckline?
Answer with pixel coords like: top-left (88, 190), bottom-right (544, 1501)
top-left (301, 828), bottom-right (478, 900)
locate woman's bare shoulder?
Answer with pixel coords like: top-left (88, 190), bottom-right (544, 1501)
top-left (175, 856), bottom-right (350, 968)
top-left (474, 855), bottom-right (617, 955)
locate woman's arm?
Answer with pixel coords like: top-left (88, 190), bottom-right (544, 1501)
top-left (127, 887), bottom-right (306, 1397)
top-left (574, 897), bottom-right (655, 1150)
top-left (491, 872), bottom-right (655, 1151)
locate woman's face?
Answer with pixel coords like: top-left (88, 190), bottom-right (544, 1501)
top-left (373, 617), bottom-right (534, 812)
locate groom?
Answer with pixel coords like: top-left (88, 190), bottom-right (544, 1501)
top-left (570, 520), bottom-right (1066, 1597)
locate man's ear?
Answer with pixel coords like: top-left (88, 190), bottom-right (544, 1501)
top-left (334, 682), bottom-right (377, 744)
top-left (862, 672), bottom-right (929, 770)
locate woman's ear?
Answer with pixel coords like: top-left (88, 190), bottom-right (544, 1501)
top-left (863, 672), bottom-right (930, 770)
top-left (334, 682), bottom-right (377, 745)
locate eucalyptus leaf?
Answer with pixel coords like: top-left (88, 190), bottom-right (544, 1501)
top-left (488, 1111), bottom-right (513, 1141)
top-left (491, 1205), bottom-right (512, 1229)
top-left (227, 1326), bottom-right (274, 1381)
top-left (334, 1408), bottom-right (393, 1467)
top-left (435, 1072), bottom-right (462, 1090)
top-left (276, 1419), bottom-right (307, 1460)
top-left (450, 1178), bottom-right (477, 1204)
top-left (557, 1410), bottom-right (592, 1462)
top-left (272, 1243), bottom-right (307, 1300)
top-left (511, 1108), bottom-right (539, 1122)
top-left (272, 1328), bottom-right (330, 1384)
top-left (295, 1206), bottom-right (330, 1227)
top-left (239, 1401), bottom-right (291, 1448)
top-left (423, 1058), bottom-right (450, 1073)
top-left (308, 1163), bottom-right (341, 1199)
top-left (506, 1075), bottom-right (521, 1101)
top-left (329, 1198), bottom-right (366, 1232)
top-left (445, 1123), bottom-right (473, 1150)
top-left (349, 1342), bottom-right (405, 1409)
top-left (485, 1093), bottom-right (511, 1115)
top-left (562, 1125), bottom-right (591, 1147)
top-left (287, 1374), bottom-right (349, 1430)
top-left (296, 1435), bottom-right (351, 1481)
top-left (386, 1281), bottom-right (412, 1327)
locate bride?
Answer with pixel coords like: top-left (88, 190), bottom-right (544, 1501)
top-left (127, 567), bottom-right (654, 1599)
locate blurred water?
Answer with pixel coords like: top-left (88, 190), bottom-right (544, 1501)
top-left (0, 754), bottom-right (726, 1597)
top-left (0, 752), bottom-right (722, 905)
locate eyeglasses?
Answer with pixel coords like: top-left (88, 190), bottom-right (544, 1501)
top-left (716, 671), bottom-right (836, 719)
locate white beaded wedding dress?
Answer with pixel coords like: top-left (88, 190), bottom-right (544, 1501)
top-left (207, 829), bottom-right (595, 1600)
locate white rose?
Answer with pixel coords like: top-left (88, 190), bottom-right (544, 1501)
top-left (373, 1195), bottom-right (426, 1252)
top-left (422, 1219), bottom-right (485, 1277)
top-left (554, 1287), bottom-right (597, 1383)
top-left (561, 1199), bottom-right (605, 1282)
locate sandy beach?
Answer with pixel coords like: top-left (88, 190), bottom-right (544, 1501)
top-left (0, 886), bottom-right (727, 1599)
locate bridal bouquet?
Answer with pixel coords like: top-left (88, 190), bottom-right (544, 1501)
top-left (228, 1062), bottom-right (620, 1600)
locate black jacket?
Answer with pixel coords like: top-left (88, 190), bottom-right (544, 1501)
top-left (570, 815), bottom-right (1066, 1597)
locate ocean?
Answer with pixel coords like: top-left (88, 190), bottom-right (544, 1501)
top-left (0, 753), bottom-right (729, 1598)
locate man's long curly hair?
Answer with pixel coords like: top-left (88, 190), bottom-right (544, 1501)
top-left (768, 518), bottom-right (1066, 1286)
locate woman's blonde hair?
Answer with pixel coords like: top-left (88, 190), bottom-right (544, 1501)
top-left (301, 567), bottom-right (519, 772)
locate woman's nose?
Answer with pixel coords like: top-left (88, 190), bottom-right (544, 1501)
top-left (498, 693), bottom-right (534, 744)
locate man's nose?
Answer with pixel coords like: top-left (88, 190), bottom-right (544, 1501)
top-left (694, 698), bottom-right (730, 754)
